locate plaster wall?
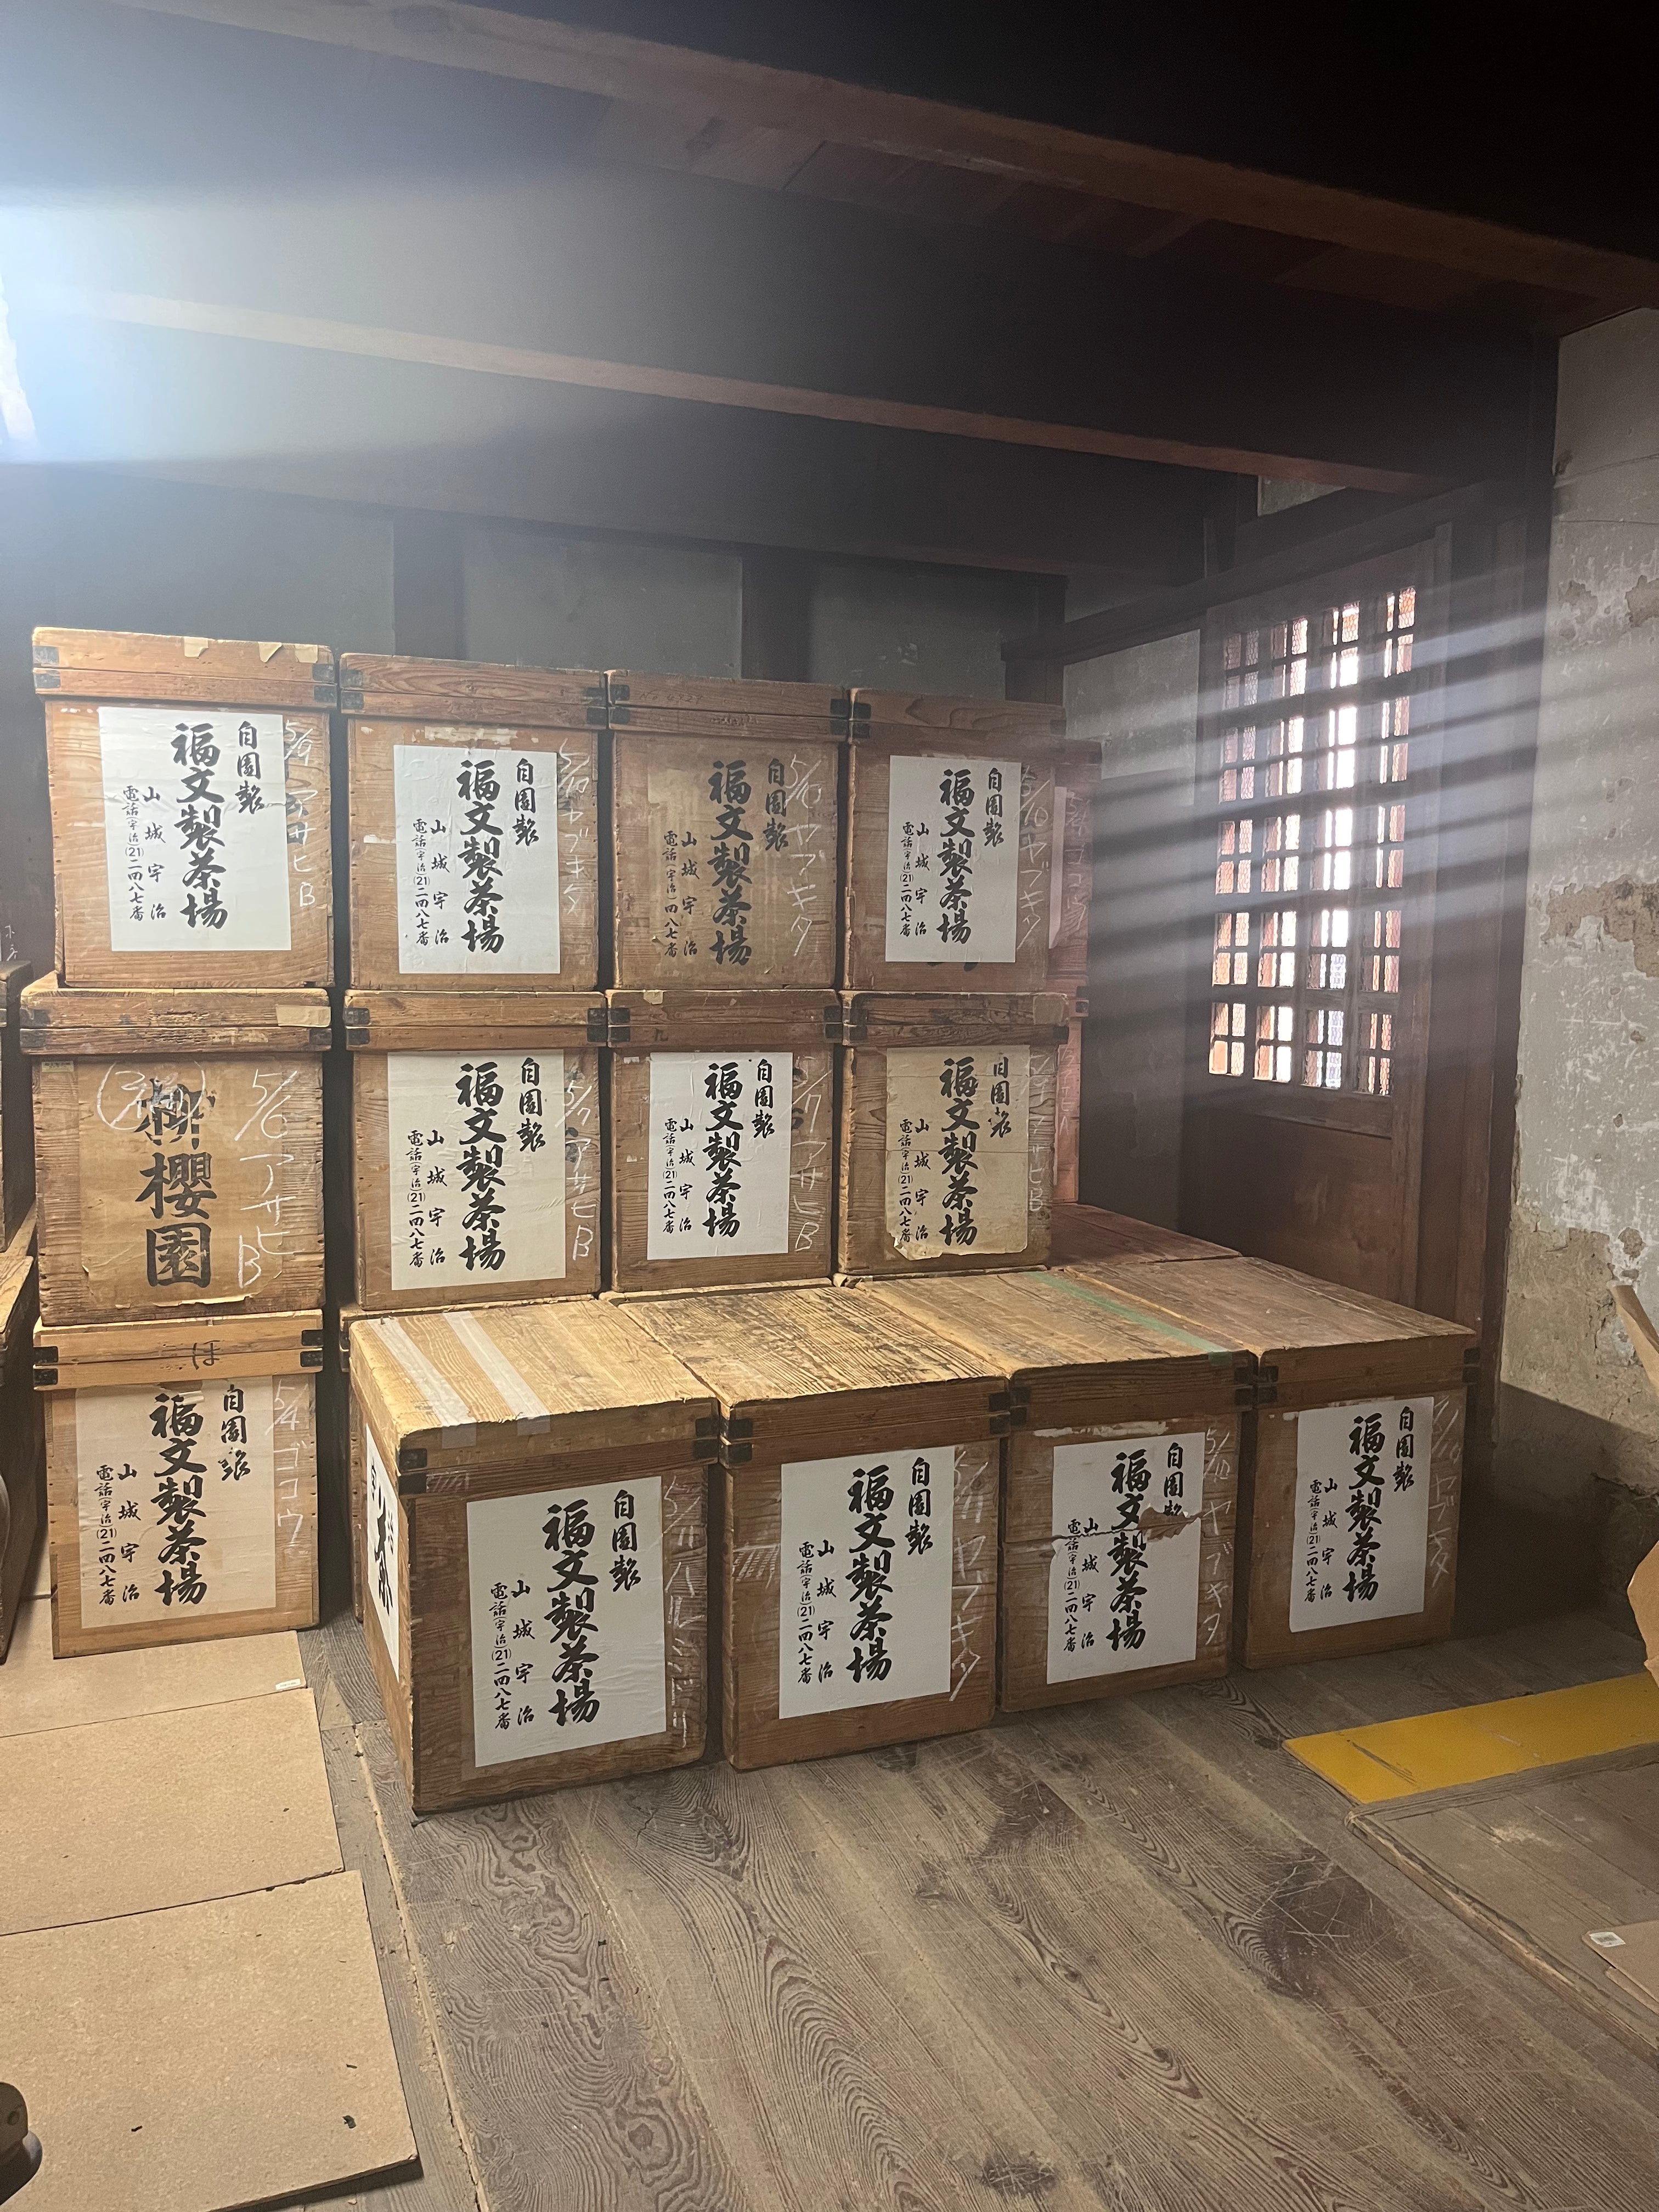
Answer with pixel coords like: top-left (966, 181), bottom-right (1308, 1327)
top-left (1498, 311), bottom-right (1659, 1571)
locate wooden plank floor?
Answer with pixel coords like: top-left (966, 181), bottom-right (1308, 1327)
top-left (296, 1600), bottom-right (1659, 2212)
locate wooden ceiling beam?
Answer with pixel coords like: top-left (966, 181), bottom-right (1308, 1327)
top-left (101, 0), bottom-right (1659, 311)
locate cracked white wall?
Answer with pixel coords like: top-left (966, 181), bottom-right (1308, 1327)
top-left (1499, 310), bottom-right (1659, 1516)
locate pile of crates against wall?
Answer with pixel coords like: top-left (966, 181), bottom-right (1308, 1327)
top-left (19, 629), bottom-right (1476, 1802)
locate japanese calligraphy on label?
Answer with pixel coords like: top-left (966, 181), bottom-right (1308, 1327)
top-left (1047, 1432), bottom-right (1205, 1682)
top-left (386, 1051), bottom-right (566, 1291)
top-left (99, 706), bottom-right (292, 952)
top-left (884, 753), bottom-right (1019, 964)
top-left (467, 1477), bottom-right (666, 1765)
top-left (646, 1052), bottom-right (792, 1260)
top-left (364, 1426), bottom-right (400, 1677)
top-left (75, 1377), bottom-right (277, 1624)
top-left (644, 751), bottom-right (830, 974)
top-left (885, 1046), bottom-right (1031, 1259)
top-left (394, 741), bottom-right (560, 975)
top-left (778, 1448), bottom-right (954, 1719)
top-left (1291, 1396), bottom-right (1432, 1632)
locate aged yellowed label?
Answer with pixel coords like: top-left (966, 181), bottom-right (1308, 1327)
top-left (883, 1045), bottom-right (1031, 1259)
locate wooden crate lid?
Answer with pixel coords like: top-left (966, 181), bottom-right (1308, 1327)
top-left (32, 628), bottom-right (335, 708)
top-left (349, 1299), bottom-right (718, 1486)
top-left (849, 688), bottom-right (1091, 764)
top-left (1047, 1201), bottom-right (1237, 1268)
top-left (840, 992), bottom-right (1069, 1047)
top-left (33, 1307), bottom-right (324, 1393)
top-left (337, 652), bottom-right (605, 729)
top-left (624, 1282), bottom-right (1008, 1464)
top-left (609, 989), bottom-right (839, 1052)
top-left (863, 1269), bottom-right (1250, 1425)
top-left (1059, 1257), bottom-right (1477, 1407)
top-left (343, 990), bottom-right (606, 1054)
top-left (19, 976), bottom-right (332, 1058)
top-left (0, 1207), bottom-right (38, 1389)
top-left (607, 672), bottom-right (849, 739)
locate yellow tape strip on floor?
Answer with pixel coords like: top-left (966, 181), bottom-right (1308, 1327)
top-left (1285, 1671), bottom-right (1659, 1804)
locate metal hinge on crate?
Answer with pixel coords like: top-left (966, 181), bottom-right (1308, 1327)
top-left (343, 1002), bottom-right (370, 1049)
top-left (586, 1004), bottom-right (611, 1045)
top-left (1256, 1362), bottom-right (1279, 1407)
top-left (606, 1002), bottom-right (633, 1046)
top-left (828, 1002), bottom-right (864, 1046)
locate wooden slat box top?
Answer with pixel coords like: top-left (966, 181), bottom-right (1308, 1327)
top-left (848, 688), bottom-right (1075, 757)
top-left (607, 672), bottom-right (849, 741)
top-left (351, 1299), bottom-right (717, 1491)
top-left (34, 1308), bottom-right (324, 1392)
top-left (862, 1269), bottom-right (1251, 1427)
top-left (32, 628), bottom-right (335, 708)
top-left (20, 977), bottom-right (332, 1057)
top-left (625, 1283), bottom-right (1007, 1464)
top-left (609, 988), bottom-right (838, 1050)
top-left (1047, 1200), bottom-right (1237, 1268)
top-left (839, 991), bottom-right (1069, 1046)
top-left (1061, 1257), bottom-right (1475, 1408)
top-left (338, 652), bottom-right (605, 728)
top-left (343, 989), bottom-right (605, 1053)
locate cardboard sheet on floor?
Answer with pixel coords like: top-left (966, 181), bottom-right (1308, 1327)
top-left (0, 1870), bottom-right (415, 2212)
top-left (1585, 1920), bottom-right (1659, 2017)
top-left (0, 1688), bottom-right (341, 1936)
top-left (0, 1595), bottom-right (303, 1737)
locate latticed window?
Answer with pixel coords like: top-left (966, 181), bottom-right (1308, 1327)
top-left (1205, 586), bottom-right (1416, 1095)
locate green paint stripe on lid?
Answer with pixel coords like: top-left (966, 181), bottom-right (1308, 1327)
top-left (1041, 1269), bottom-right (1240, 1359)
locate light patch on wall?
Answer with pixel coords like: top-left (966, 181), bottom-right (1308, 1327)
top-left (0, 274), bottom-right (37, 444)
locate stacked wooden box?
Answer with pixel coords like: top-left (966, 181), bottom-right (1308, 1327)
top-left (1060, 1255), bottom-right (1476, 1667)
top-left (350, 1295), bottom-right (716, 1810)
top-left (607, 674), bottom-right (844, 1293)
top-left (30, 628), bottom-right (332, 1654)
top-left (837, 689), bottom-right (1093, 1277)
top-left (0, 957), bottom-right (41, 1660)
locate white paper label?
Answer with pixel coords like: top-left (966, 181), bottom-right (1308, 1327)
top-left (364, 1428), bottom-right (400, 1677)
top-left (76, 1376), bottom-right (277, 1623)
top-left (778, 1447), bottom-right (953, 1719)
top-left (646, 1051), bottom-right (792, 1260)
top-left (1291, 1397), bottom-right (1432, 1632)
top-left (394, 741), bottom-right (560, 974)
top-left (467, 1477), bottom-right (667, 1765)
top-left (386, 1050), bottom-right (566, 1291)
top-left (884, 753), bottom-right (1019, 964)
top-left (885, 1045), bottom-right (1030, 1259)
top-left (1047, 1432), bottom-right (1205, 1681)
top-left (99, 706), bottom-right (292, 952)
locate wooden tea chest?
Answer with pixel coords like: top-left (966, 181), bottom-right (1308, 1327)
top-left (35, 628), bottom-right (334, 989)
top-left (344, 990), bottom-right (603, 1310)
top-left (342, 653), bottom-right (603, 991)
top-left (24, 979), bottom-right (328, 1329)
top-left (41, 1308), bottom-right (321, 1658)
top-left (0, 1208), bottom-right (43, 1662)
top-left (843, 689), bottom-right (1088, 992)
top-left (627, 1283), bottom-right (1004, 1770)
top-left (0, 962), bottom-right (35, 1248)
top-left (1046, 1202), bottom-right (1237, 1269)
top-left (837, 992), bottom-right (1065, 1278)
top-left (608, 673), bottom-right (845, 989)
top-left (1061, 1258), bottom-right (1476, 1668)
top-left (349, 1298), bottom-right (715, 1812)
top-left (866, 1271), bottom-right (1249, 1711)
top-left (608, 990), bottom-right (836, 1293)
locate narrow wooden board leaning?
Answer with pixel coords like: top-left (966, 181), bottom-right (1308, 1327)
top-left (342, 652), bottom-right (605, 991)
top-left (0, 962), bottom-right (36, 1247)
top-left (37, 630), bottom-right (334, 989)
top-left (0, 1207), bottom-right (42, 1662)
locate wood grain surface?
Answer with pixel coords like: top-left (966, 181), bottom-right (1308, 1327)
top-left (19, 975), bottom-right (332, 1057)
top-left (45, 696), bottom-right (333, 989)
top-left (848, 690), bottom-right (1070, 749)
top-left (343, 988), bottom-right (603, 1053)
top-left (33, 626), bottom-right (334, 706)
top-left (338, 652), bottom-right (605, 729)
top-left (0, 1206), bottom-right (42, 1661)
top-left (0, 962), bottom-right (35, 1247)
top-left (348, 716), bottom-right (600, 990)
top-left (843, 745), bottom-right (1058, 992)
top-left (32, 1306), bottom-right (324, 1391)
top-left (1047, 1199), bottom-right (1237, 1267)
top-left (351, 1045), bottom-right (602, 1310)
top-left (33, 1053), bottom-right (324, 1327)
top-left (47, 1372), bottom-right (317, 1657)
